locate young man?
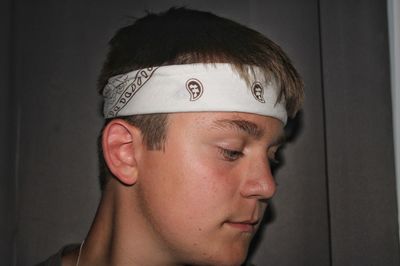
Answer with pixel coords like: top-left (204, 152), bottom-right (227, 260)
top-left (39, 7), bottom-right (303, 266)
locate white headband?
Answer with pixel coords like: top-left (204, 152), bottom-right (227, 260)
top-left (103, 63), bottom-right (287, 124)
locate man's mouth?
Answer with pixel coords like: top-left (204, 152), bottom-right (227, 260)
top-left (225, 219), bottom-right (259, 233)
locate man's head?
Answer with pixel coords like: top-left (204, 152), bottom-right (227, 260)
top-left (98, 7), bottom-right (303, 189)
top-left (96, 7), bottom-right (303, 266)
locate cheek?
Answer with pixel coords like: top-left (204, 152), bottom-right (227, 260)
top-left (179, 149), bottom-right (239, 200)
top-left (136, 143), bottom-right (254, 264)
top-left (170, 156), bottom-right (232, 218)
top-left (138, 148), bottom-right (238, 228)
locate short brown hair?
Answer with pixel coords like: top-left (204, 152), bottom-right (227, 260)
top-left (97, 7), bottom-right (304, 189)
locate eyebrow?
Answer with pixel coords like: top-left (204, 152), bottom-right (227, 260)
top-left (212, 119), bottom-right (264, 139)
top-left (212, 119), bottom-right (286, 145)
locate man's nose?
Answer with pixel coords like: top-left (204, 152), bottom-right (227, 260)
top-left (240, 158), bottom-right (277, 200)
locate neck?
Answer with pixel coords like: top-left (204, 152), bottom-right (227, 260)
top-left (77, 180), bottom-right (177, 266)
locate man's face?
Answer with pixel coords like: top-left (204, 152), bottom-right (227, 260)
top-left (135, 112), bottom-right (284, 266)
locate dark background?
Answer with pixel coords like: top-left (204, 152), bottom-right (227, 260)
top-left (1, 0), bottom-right (399, 265)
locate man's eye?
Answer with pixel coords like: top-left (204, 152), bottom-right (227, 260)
top-left (268, 157), bottom-right (281, 174)
top-left (219, 148), bottom-right (244, 161)
top-left (269, 158), bottom-right (280, 168)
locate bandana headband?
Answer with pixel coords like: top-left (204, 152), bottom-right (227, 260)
top-left (103, 63), bottom-right (287, 124)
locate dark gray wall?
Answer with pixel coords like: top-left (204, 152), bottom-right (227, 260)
top-left (1, 0), bottom-right (16, 265)
top-left (11, 1), bottom-right (104, 265)
top-left (320, 0), bottom-right (400, 265)
top-left (1, 0), bottom-right (398, 265)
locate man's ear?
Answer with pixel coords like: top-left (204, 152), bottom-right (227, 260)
top-left (102, 119), bottom-right (142, 186)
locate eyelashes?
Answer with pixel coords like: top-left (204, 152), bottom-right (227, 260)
top-left (218, 148), bottom-right (244, 161)
top-left (269, 157), bottom-right (280, 171)
top-left (218, 147), bottom-right (280, 167)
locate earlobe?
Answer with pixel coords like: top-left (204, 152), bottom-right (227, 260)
top-left (102, 119), bottom-right (141, 186)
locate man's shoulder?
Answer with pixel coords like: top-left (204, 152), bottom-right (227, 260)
top-left (35, 244), bottom-right (79, 266)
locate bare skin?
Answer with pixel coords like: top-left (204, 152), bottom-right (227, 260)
top-left (62, 112), bottom-right (284, 266)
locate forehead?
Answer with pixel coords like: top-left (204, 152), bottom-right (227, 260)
top-left (167, 112), bottom-right (284, 140)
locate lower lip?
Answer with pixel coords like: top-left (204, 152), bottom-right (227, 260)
top-left (226, 222), bottom-right (256, 232)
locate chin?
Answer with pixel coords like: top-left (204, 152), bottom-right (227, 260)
top-left (184, 249), bottom-right (247, 266)
top-left (180, 237), bottom-right (251, 266)
top-left (203, 246), bottom-right (249, 266)
top-left (223, 252), bottom-right (248, 266)
top-left (207, 256), bottom-right (247, 266)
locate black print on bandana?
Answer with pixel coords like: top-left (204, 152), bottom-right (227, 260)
top-left (186, 78), bottom-right (203, 101)
top-left (251, 82), bottom-right (265, 103)
top-left (106, 67), bottom-right (158, 117)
